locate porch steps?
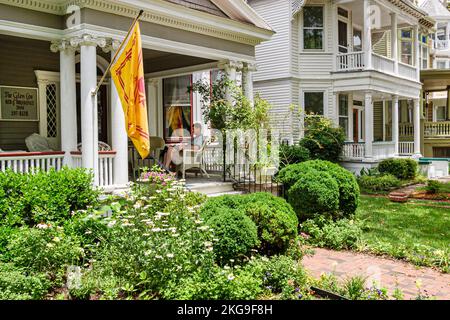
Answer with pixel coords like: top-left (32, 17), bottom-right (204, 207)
top-left (186, 180), bottom-right (237, 196)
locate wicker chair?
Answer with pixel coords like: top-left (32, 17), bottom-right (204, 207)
top-left (176, 138), bottom-right (210, 179)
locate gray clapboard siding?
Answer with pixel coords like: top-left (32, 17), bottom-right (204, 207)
top-left (0, 35), bottom-right (59, 151)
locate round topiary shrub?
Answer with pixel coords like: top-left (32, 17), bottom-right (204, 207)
top-left (243, 193), bottom-right (298, 254)
top-left (288, 169), bottom-right (340, 220)
top-left (200, 195), bottom-right (248, 221)
top-left (279, 144), bottom-right (310, 168)
top-left (278, 160), bottom-right (360, 220)
top-left (206, 208), bottom-right (259, 265)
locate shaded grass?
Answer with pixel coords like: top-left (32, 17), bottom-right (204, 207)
top-left (356, 196), bottom-right (449, 273)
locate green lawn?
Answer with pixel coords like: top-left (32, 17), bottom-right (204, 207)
top-left (356, 196), bottom-right (450, 272)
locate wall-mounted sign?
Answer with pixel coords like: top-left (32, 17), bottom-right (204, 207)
top-left (0, 86), bottom-right (38, 121)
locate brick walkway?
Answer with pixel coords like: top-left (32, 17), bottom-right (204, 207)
top-left (302, 248), bottom-right (450, 300)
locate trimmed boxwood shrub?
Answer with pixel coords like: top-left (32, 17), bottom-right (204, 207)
top-left (378, 158), bottom-right (418, 180)
top-left (205, 208), bottom-right (259, 264)
top-left (0, 168), bottom-right (99, 227)
top-left (279, 144), bottom-right (310, 168)
top-left (200, 193), bottom-right (298, 255)
top-left (277, 160), bottom-right (360, 220)
top-left (357, 174), bottom-right (401, 193)
top-left (288, 170), bottom-right (340, 220)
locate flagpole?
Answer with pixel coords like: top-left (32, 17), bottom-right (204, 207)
top-left (91, 9), bottom-right (144, 97)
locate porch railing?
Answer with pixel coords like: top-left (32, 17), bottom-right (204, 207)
top-left (372, 53), bottom-right (395, 74)
top-left (424, 121), bottom-right (450, 137)
top-left (71, 151), bottom-right (116, 188)
top-left (336, 51), bottom-right (365, 71)
top-left (435, 39), bottom-right (449, 51)
top-left (399, 123), bottom-right (414, 137)
top-left (399, 142), bottom-right (414, 156)
top-left (342, 142), bottom-right (365, 159)
top-left (398, 62), bottom-right (417, 80)
top-left (203, 142), bottom-right (224, 173)
top-left (0, 151), bottom-right (65, 173)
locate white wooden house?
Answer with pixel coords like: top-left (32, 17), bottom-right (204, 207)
top-left (248, 0), bottom-right (435, 172)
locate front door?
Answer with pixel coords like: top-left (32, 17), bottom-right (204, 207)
top-left (76, 84), bottom-right (109, 145)
top-left (353, 109), bottom-right (359, 142)
top-left (338, 20), bottom-right (348, 53)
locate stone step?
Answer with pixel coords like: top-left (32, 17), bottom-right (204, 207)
top-left (207, 191), bottom-right (244, 197)
top-left (186, 181), bottom-right (235, 195)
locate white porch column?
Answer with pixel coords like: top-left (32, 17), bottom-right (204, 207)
top-left (414, 25), bottom-right (421, 81)
top-left (413, 98), bottom-right (422, 156)
top-left (242, 62), bottom-right (256, 105)
top-left (51, 40), bottom-right (77, 167)
top-left (219, 60), bottom-right (242, 102)
top-left (363, 0), bottom-right (373, 69)
top-left (364, 92), bottom-right (374, 158)
top-left (110, 42), bottom-right (129, 186)
top-left (392, 95), bottom-right (399, 155)
top-left (391, 13), bottom-right (398, 74)
top-left (71, 35), bottom-right (106, 185)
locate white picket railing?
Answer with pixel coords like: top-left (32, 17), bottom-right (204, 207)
top-left (424, 121), bottom-right (450, 137)
top-left (372, 53), bottom-right (395, 74)
top-left (399, 142), bottom-right (414, 155)
top-left (203, 143), bottom-right (224, 173)
top-left (373, 142), bottom-right (396, 160)
top-left (342, 143), bottom-right (365, 159)
top-left (398, 62), bottom-right (417, 81)
top-left (399, 123), bottom-right (414, 137)
top-left (71, 151), bottom-right (116, 188)
top-left (0, 152), bottom-right (65, 173)
top-left (336, 51), bottom-right (365, 71)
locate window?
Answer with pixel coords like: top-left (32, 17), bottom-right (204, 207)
top-left (400, 29), bottom-right (413, 65)
top-left (437, 60), bottom-right (447, 69)
top-left (163, 75), bottom-right (193, 141)
top-left (419, 34), bottom-right (429, 70)
top-left (436, 106), bottom-right (447, 121)
top-left (304, 92), bottom-right (324, 115)
top-left (339, 94), bottom-right (349, 135)
top-left (303, 6), bottom-right (324, 50)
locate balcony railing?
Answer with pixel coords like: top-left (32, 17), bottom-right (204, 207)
top-left (336, 52), bottom-right (418, 81)
top-left (0, 151), bottom-right (65, 173)
top-left (424, 121), bottom-right (450, 138)
top-left (399, 123), bottom-right (414, 138)
top-left (336, 51), bottom-right (365, 71)
top-left (434, 40), bottom-right (449, 51)
top-left (71, 151), bottom-right (116, 188)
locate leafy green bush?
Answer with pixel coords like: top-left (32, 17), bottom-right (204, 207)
top-left (288, 170), bottom-right (340, 220)
top-left (301, 217), bottom-right (362, 250)
top-left (200, 193), bottom-right (298, 255)
top-left (425, 180), bottom-right (443, 194)
top-left (278, 160), bottom-right (360, 220)
top-left (206, 208), bottom-right (259, 264)
top-left (161, 255), bottom-right (309, 300)
top-left (299, 116), bottom-right (346, 163)
top-left (279, 144), bottom-right (310, 168)
top-left (0, 262), bottom-right (50, 300)
top-left (378, 158), bottom-right (418, 180)
top-left (357, 174), bottom-right (401, 193)
top-left (6, 227), bottom-right (84, 282)
top-left (0, 168), bottom-right (99, 227)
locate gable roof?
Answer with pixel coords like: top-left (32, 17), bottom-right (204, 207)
top-left (420, 0), bottom-right (450, 20)
top-left (164, 0), bottom-right (228, 18)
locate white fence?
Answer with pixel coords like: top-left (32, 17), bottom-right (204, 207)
top-left (72, 151), bottom-right (116, 188)
top-left (0, 152), bottom-right (65, 173)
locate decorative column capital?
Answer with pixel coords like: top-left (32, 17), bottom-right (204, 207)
top-left (243, 62), bottom-right (257, 72)
top-left (50, 39), bottom-right (77, 53)
top-left (69, 34), bottom-right (107, 49)
top-left (218, 60), bottom-right (244, 71)
top-left (102, 39), bottom-right (122, 53)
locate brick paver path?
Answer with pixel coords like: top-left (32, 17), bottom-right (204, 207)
top-left (302, 248), bottom-right (450, 300)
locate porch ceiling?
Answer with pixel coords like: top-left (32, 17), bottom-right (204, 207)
top-left (421, 69), bottom-right (450, 91)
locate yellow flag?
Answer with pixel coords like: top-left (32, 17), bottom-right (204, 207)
top-left (111, 22), bottom-right (150, 159)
